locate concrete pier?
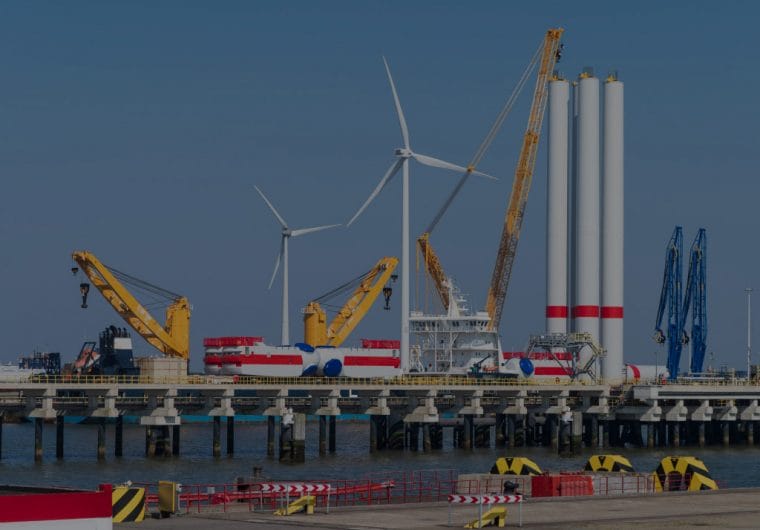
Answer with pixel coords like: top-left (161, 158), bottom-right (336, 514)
top-left (10, 378), bottom-right (760, 460)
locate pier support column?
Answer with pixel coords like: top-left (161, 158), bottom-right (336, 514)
top-left (430, 424), bottom-right (443, 449)
top-left (462, 416), bottom-right (473, 450)
top-left (97, 419), bottom-right (106, 460)
top-left (549, 416), bottom-right (559, 451)
top-left (267, 416), bottom-right (276, 457)
top-left (407, 423), bottom-right (419, 451)
top-left (698, 422), bottom-right (706, 448)
top-left (0, 414), bottom-right (4, 460)
top-left (56, 415), bottom-right (64, 459)
top-left (319, 416), bottom-right (327, 455)
top-left (328, 416), bottom-right (336, 453)
top-left (226, 416), bottom-right (235, 455)
top-left (647, 422), bottom-right (655, 449)
top-left (212, 416), bottom-right (221, 458)
top-left (115, 415), bottom-right (123, 457)
top-left (506, 416), bottom-right (515, 448)
top-left (590, 416), bottom-right (599, 448)
top-left (172, 425), bottom-right (180, 455)
top-left (423, 424), bottom-right (432, 452)
top-left (672, 423), bottom-right (680, 448)
top-left (292, 413), bottom-right (306, 463)
top-left (749, 422), bottom-right (756, 446)
top-left (34, 418), bottom-right (43, 462)
top-left (495, 414), bottom-right (506, 447)
top-left (602, 420), bottom-right (610, 448)
top-left (145, 427), bottom-right (156, 457)
top-left (369, 416), bottom-right (378, 453)
top-left (722, 422), bottom-right (730, 447)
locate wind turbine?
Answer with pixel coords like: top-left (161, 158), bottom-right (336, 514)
top-left (255, 185), bottom-right (340, 346)
top-left (347, 57), bottom-right (495, 372)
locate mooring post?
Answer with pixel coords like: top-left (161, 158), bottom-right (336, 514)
top-left (56, 415), bottom-right (64, 459)
top-left (212, 416), bottom-right (221, 458)
top-left (34, 418), bottom-right (43, 462)
top-left (115, 415), bottom-right (123, 457)
top-left (328, 416), bottom-right (336, 453)
top-left (97, 418), bottom-right (106, 460)
top-left (226, 416), bottom-right (235, 455)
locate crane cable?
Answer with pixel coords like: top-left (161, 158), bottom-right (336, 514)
top-left (424, 40), bottom-right (543, 235)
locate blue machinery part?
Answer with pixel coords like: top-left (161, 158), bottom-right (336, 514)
top-left (654, 227), bottom-right (707, 380)
top-left (682, 229), bottom-right (707, 374)
top-left (654, 227), bottom-right (683, 381)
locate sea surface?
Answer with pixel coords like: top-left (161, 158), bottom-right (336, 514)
top-left (1, 420), bottom-right (759, 490)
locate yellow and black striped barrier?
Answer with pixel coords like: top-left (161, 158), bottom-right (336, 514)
top-left (653, 456), bottom-right (718, 492)
top-left (584, 454), bottom-right (635, 472)
top-left (112, 486), bottom-right (146, 522)
top-left (490, 456), bottom-right (542, 475)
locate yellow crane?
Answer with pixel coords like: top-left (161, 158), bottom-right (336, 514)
top-left (485, 28), bottom-right (563, 330)
top-left (416, 28), bottom-right (563, 312)
top-left (303, 257), bottom-right (398, 347)
top-left (71, 250), bottom-right (191, 360)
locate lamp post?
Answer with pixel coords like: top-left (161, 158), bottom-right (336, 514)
top-left (746, 288), bottom-right (753, 382)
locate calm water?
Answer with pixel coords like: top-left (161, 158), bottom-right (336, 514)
top-left (2, 420), bottom-right (759, 489)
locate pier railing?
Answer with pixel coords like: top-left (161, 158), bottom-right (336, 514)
top-left (133, 468), bottom-right (681, 515)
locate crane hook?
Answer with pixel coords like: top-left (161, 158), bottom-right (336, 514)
top-left (382, 286), bottom-right (393, 310)
top-left (80, 282), bottom-right (90, 309)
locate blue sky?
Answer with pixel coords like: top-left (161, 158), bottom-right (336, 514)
top-left (1, 1), bottom-right (758, 372)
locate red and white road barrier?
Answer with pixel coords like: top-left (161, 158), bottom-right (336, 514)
top-left (259, 483), bottom-right (331, 494)
top-left (447, 494), bottom-right (522, 504)
top-left (447, 494), bottom-right (523, 527)
top-left (257, 483), bottom-right (332, 514)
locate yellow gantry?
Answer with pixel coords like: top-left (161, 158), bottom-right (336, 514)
top-left (72, 250), bottom-right (191, 360)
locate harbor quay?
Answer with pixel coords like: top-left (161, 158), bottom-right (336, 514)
top-left (2, 376), bottom-right (760, 461)
top-left (133, 488), bottom-right (760, 529)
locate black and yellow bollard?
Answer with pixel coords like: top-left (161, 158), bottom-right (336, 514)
top-left (112, 485), bottom-right (146, 522)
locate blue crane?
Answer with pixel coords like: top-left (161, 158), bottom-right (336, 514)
top-left (681, 229), bottom-right (707, 374)
top-left (654, 226), bottom-right (684, 381)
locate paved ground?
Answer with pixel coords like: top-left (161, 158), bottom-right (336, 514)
top-left (127, 488), bottom-right (760, 529)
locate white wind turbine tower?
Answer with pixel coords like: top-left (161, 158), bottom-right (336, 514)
top-left (347, 57), bottom-right (495, 372)
top-left (255, 185), bottom-right (340, 346)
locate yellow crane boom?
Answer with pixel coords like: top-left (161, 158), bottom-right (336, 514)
top-left (486, 28), bottom-right (563, 330)
top-left (72, 250), bottom-right (191, 359)
top-left (303, 257), bottom-right (398, 347)
top-left (415, 31), bottom-right (554, 311)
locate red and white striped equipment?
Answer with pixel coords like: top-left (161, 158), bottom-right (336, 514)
top-left (447, 494), bottom-right (523, 504)
top-left (260, 483), bottom-right (331, 494)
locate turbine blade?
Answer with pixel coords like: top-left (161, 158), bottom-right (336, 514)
top-left (290, 223), bottom-right (341, 237)
top-left (347, 159), bottom-right (403, 227)
top-left (267, 243), bottom-right (282, 290)
top-left (254, 185), bottom-right (288, 229)
top-left (411, 152), bottom-right (497, 180)
top-left (383, 57), bottom-right (410, 149)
